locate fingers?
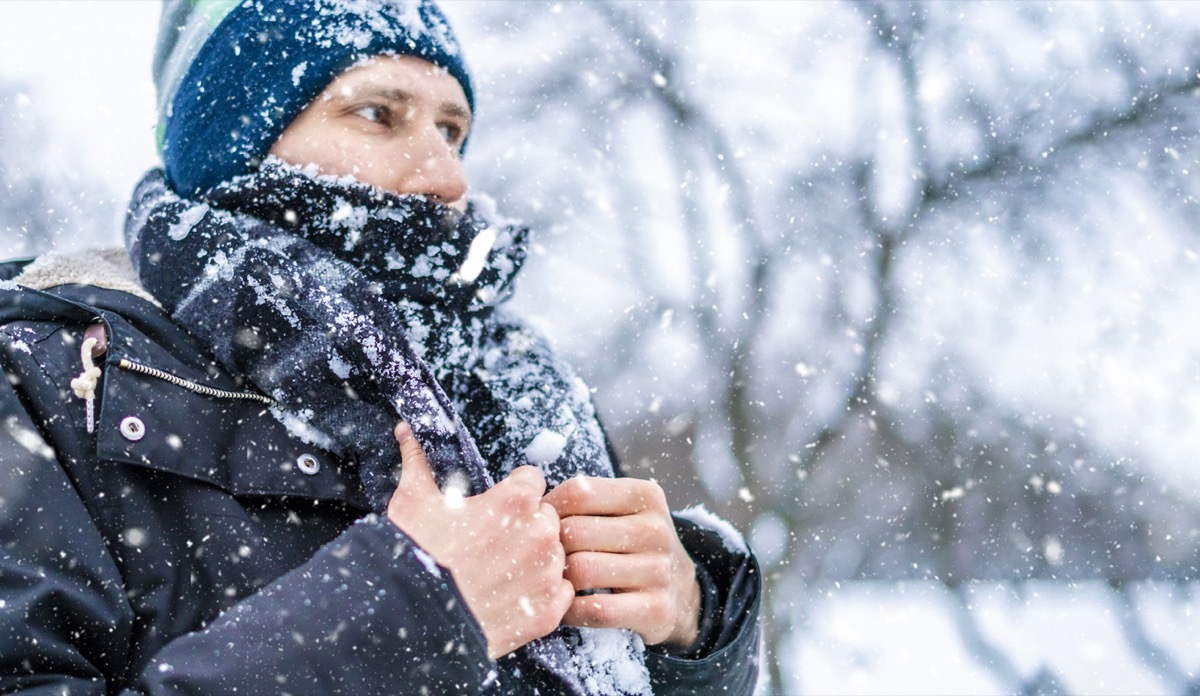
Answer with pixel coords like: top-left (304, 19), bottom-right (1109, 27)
top-left (543, 476), bottom-right (666, 518)
top-left (562, 590), bottom-right (669, 636)
top-left (563, 550), bottom-right (669, 592)
top-left (393, 421), bottom-right (439, 493)
top-left (527, 501), bottom-right (564, 565)
top-left (505, 578), bottom-right (573, 659)
top-left (560, 514), bottom-right (648, 554)
top-left (498, 464), bottom-right (549, 498)
top-left (552, 577), bottom-right (577, 619)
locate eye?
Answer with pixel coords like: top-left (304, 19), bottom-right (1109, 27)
top-left (353, 104), bottom-right (389, 125)
top-left (438, 123), bottom-right (464, 146)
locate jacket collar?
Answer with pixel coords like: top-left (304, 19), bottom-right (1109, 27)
top-left (10, 247), bottom-right (161, 307)
top-left (1, 260), bottom-right (370, 511)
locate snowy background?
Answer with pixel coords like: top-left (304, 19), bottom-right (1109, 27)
top-left (2, 1), bottom-right (1199, 693)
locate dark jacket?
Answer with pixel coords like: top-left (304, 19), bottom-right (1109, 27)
top-left (0, 257), bottom-right (760, 695)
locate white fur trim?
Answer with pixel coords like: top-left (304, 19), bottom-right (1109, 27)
top-left (13, 247), bottom-right (162, 307)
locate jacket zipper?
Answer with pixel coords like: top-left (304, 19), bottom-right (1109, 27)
top-left (116, 359), bottom-right (275, 405)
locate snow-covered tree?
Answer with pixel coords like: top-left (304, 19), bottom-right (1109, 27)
top-left (451, 2), bottom-right (1200, 691)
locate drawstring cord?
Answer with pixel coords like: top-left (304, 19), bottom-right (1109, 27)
top-left (71, 334), bottom-right (103, 433)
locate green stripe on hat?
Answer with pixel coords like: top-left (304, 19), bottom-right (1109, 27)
top-left (198, 0), bottom-right (241, 25)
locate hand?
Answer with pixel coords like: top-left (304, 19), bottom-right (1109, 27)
top-left (542, 476), bottom-right (701, 650)
top-left (386, 423), bottom-right (575, 660)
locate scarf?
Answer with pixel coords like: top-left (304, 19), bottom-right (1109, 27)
top-left (124, 160), bottom-right (651, 695)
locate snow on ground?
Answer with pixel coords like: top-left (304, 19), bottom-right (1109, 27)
top-left (790, 581), bottom-right (1199, 695)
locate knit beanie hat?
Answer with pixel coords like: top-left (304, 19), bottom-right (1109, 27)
top-left (153, 0), bottom-right (474, 196)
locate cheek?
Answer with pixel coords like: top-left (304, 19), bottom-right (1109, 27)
top-left (270, 132), bottom-right (359, 176)
top-left (271, 129), bottom-right (407, 187)
top-left (323, 142), bottom-right (415, 195)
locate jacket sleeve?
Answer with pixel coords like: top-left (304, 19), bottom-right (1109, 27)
top-left (643, 516), bottom-right (763, 695)
top-left (0, 340), bottom-right (493, 694)
top-left (134, 517), bottom-right (494, 695)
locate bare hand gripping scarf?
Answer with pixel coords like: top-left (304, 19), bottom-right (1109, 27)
top-left (124, 161), bottom-right (651, 695)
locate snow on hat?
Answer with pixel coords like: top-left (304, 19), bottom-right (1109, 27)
top-left (154, 0), bottom-right (474, 196)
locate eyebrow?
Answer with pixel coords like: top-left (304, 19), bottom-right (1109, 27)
top-left (347, 86), bottom-right (470, 123)
top-left (438, 101), bottom-right (471, 122)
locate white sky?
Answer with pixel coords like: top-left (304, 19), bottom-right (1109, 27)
top-left (0, 1), bottom-right (160, 197)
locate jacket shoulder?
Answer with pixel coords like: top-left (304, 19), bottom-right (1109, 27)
top-left (0, 251), bottom-right (143, 330)
top-left (0, 257), bottom-right (33, 282)
top-left (0, 269), bottom-right (369, 509)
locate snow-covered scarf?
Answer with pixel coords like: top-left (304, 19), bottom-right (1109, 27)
top-left (124, 160), bottom-right (650, 695)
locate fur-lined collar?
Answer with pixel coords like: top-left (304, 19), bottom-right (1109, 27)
top-left (12, 247), bottom-right (161, 307)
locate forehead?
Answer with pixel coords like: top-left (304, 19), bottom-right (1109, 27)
top-left (323, 54), bottom-right (468, 109)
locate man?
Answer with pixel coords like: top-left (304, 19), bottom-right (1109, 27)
top-left (0, 1), bottom-right (760, 693)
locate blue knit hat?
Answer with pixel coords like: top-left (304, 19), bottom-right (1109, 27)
top-left (154, 0), bottom-right (474, 196)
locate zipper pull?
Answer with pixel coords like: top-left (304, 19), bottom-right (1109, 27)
top-left (70, 323), bottom-right (108, 434)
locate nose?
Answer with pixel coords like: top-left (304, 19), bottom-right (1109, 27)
top-left (395, 127), bottom-right (467, 208)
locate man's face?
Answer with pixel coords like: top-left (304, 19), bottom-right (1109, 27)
top-left (269, 54), bottom-right (471, 209)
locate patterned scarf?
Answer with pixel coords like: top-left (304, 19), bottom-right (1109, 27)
top-left (124, 160), bottom-right (650, 695)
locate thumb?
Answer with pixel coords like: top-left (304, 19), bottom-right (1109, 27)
top-left (394, 421), bottom-right (440, 495)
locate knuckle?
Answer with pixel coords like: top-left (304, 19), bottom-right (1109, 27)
top-left (572, 597), bottom-right (600, 625)
top-left (534, 516), bottom-right (557, 543)
top-left (645, 515), bottom-right (672, 540)
top-left (567, 552), bottom-right (600, 585)
top-left (547, 547), bottom-right (566, 574)
top-left (645, 483), bottom-right (668, 510)
top-left (527, 554), bottom-right (561, 586)
top-left (533, 565), bottom-right (558, 592)
top-left (650, 554), bottom-right (673, 582)
top-left (643, 516), bottom-right (672, 537)
top-left (401, 437), bottom-right (426, 459)
top-left (651, 597), bottom-right (673, 626)
top-left (496, 484), bottom-right (537, 514)
top-left (587, 598), bottom-right (620, 627)
top-left (540, 504), bottom-right (562, 532)
top-left (554, 477), bottom-right (589, 508)
top-left (560, 579), bottom-right (577, 608)
top-left (558, 476), bottom-right (585, 498)
top-left (539, 543), bottom-right (565, 574)
top-left (562, 564), bottom-right (582, 588)
top-left (559, 517), bottom-right (577, 542)
top-left (513, 465), bottom-right (547, 488)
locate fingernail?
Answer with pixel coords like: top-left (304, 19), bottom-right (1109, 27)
top-left (394, 421), bottom-right (413, 443)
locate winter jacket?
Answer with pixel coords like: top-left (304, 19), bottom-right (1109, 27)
top-left (0, 252), bottom-right (761, 694)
